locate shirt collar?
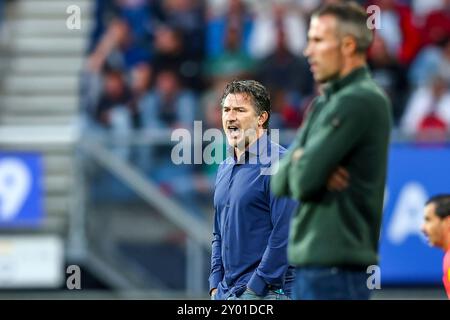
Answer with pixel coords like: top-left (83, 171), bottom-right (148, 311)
top-left (324, 65), bottom-right (370, 98)
top-left (226, 131), bottom-right (270, 164)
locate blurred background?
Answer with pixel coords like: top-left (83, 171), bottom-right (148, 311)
top-left (0, 0), bottom-right (449, 299)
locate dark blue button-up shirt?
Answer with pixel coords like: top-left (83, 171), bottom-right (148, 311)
top-left (209, 134), bottom-right (297, 299)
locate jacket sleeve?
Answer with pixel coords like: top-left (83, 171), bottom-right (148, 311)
top-left (271, 99), bottom-right (318, 198)
top-left (288, 94), bottom-right (371, 201)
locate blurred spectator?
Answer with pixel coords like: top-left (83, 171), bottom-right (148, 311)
top-left (0, 0), bottom-right (3, 27)
top-left (270, 90), bottom-right (303, 129)
top-left (85, 11), bottom-right (135, 127)
top-left (206, 0), bottom-right (254, 57)
top-left (256, 4), bottom-right (312, 94)
top-left (409, 36), bottom-right (450, 87)
top-left (138, 68), bottom-right (203, 218)
top-left (368, 34), bottom-right (409, 125)
top-left (294, 0), bottom-right (321, 14)
top-left (129, 62), bottom-right (153, 127)
top-left (422, 0), bottom-right (450, 46)
top-left (116, 0), bottom-right (154, 65)
top-left (139, 68), bottom-right (196, 130)
top-left (201, 79), bottom-right (228, 130)
top-left (130, 62), bottom-right (153, 97)
top-left (158, 0), bottom-right (205, 58)
top-left (249, 0), bottom-right (307, 59)
top-left (294, 0), bottom-right (363, 16)
top-left (152, 24), bottom-right (202, 90)
top-left (204, 22), bottom-right (256, 80)
top-left (154, 0), bottom-right (205, 90)
top-left (95, 67), bottom-right (134, 159)
top-left (412, 0), bottom-right (444, 21)
top-left (95, 68), bottom-right (133, 128)
top-left (87, 19), bottom-right (134, 73)
top-left (369, 0), bottom-right (422, 65)
top-left (197, 79), bottom-right (229, 200)
top-left (89, 0), bottom-right (121, 54)
top-left (87, 0), bottom-right (155, 73)
top-left (400, 74), bottom-right (450, 141)
top-left (256, 11), bottom-right (313, 128)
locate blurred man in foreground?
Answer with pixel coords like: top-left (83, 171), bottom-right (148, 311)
top-left (271, 2), bottom-right (392, 300)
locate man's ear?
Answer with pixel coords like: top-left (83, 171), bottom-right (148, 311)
top-left (259, 112), bottom-right (268, 127)
top-left (341, 35), bottom-right (357, 56)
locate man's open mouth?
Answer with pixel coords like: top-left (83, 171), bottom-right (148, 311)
top-left (227, 126), bottom-right (240, 138)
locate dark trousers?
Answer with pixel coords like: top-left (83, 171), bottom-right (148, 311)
top-left (293, 267), bottom-right (371, 300)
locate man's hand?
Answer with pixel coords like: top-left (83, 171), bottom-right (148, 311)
top-left (210, 288), bottom-right (217, 298)
top-left (327, 166), bottom-right (349, 191)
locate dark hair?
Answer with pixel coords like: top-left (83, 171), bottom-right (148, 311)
top-left (426, 194), bottom-right (450, 219)
top-left (220, 80), bottom-right (271, 129)
top-left (312, 1), bottom-right (373, 53)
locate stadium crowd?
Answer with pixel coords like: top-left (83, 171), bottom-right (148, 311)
top-left (81, 0), bottom-right (450, 216)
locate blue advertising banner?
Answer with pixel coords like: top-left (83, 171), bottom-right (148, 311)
top-left (380, 143), bottom-right (450, 284)
top-left (0, 152), bottom-right (44, 227)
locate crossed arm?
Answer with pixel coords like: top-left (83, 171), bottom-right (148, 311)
top-left (271, 95), bottom-right (371, 200)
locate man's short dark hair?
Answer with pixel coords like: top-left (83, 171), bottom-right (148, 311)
top-left (312, 1), bottom-right (373, 53)
top-left (220, 80), bottom-right (271, 129)
top-left (426, 194), bottom-right (450, 219)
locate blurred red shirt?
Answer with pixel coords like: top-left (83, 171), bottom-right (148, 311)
top-left (443, 250), bottom-right (450, 299)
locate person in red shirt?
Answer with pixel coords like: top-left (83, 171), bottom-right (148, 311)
top-left (422, 194), bottom-right (450, 299)
top-left (422, 0), bottom-right (450, 47)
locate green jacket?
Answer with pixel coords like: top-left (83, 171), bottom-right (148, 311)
top-left (271, 66), bottom-right (392, 267)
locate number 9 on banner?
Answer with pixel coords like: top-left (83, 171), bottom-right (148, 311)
top-left (0, 158), bottom-right (31, 221)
